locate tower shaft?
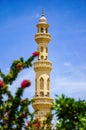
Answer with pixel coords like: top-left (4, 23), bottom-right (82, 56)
top-left (32, 12), bottom-right (53, 121)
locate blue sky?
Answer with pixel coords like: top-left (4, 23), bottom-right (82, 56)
top-left (0, 0), bottom-right (86, 100)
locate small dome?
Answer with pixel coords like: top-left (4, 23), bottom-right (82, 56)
top-left (39, 16), bottom-right (47, 23)
top-left (39, 9), bottom-right (47, 23)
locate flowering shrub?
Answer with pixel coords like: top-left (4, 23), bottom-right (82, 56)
top-left (34, 122), bottom-right (40, 128)
top-left (21, 80), bottom-right (31, 88)
top-left (0, 80), bottom-right (4, 88)
top-left (16, 62), bottom-right (23, 70)
top-left (32, 51), bottom-right (39, 57)
top-left (0, 52), bottom-right (38, 129)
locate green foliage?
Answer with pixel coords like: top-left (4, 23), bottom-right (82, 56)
top-left (0, 56), bottom-right (34, 85)
top-left (53, 94), bottom-right (86, 130)
top-left (0, 54), bottom-right (37, 130)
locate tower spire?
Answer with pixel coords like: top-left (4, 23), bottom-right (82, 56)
top-left (42, 8), bottom-right (44, 16)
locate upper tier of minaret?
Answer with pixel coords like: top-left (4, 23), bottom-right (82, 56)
top-left (34, 11), bottom-right (51, 63)
top-left (35, 10), bottom-right (51, 44)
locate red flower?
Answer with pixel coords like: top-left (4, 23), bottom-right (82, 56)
top-left (21, 80), bottom-right (31, 88)
top-left (34, 122), bottom-right (40, 127)
top-left (16, 62), bottom-right (23, 70)
top-left (32, 51), bottom-right (39, 57)
top-left (0, 80), bottom-right (4, 88)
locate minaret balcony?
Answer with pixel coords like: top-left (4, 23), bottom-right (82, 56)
top-left (34, 61), bottom-right (52, 71)
top-left (32, 97), bottom-right (53, 110)
top-left (35, 33), bottom-right (51, 43)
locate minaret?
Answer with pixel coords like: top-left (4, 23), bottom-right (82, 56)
top-left (32, 10), bottom-right (53, 121)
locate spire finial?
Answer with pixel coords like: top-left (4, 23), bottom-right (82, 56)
top-left (42, 9), bottom-right (44, 16)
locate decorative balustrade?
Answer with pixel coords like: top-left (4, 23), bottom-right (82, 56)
top-left (35, 33), bottom-right (51, 38)
top-left (34, 61), bottom-right (52, 71)
top-left (35, 33), bottom-right (51, 43)
top-left (32, 97), bottom-right (53, 104)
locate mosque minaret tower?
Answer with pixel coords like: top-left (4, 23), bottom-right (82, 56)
top-left (32, 10), bottom-right (53, 121)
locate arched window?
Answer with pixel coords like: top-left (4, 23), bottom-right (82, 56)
top-left (41, 47), bottom-right (43, 52)
top-left (47, 78), bottom-right (50, 90)
top-left (40, 77), bottom-right (44, 90)
top-left (41, 28), bottom-right (44, 33)
top-left (41, 55), bottom-right (44, 60)
top-left (40, 92), bottom-right (44, 97)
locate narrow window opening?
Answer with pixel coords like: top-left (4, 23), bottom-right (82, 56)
top-left (41, 47), bottom-right (43, 52)
top-left (41, 56), bottom-right (44, 60)
top-left (47, 78), bottom-right (50, 90)
top-left (40, 92), bottom-right (44, 97)
top-left (40, 77), bottom-right (44, 90)
top-left (41, 28), bottom-right (44, 33)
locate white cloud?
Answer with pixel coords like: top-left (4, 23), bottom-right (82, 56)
top-left (59, 81), bottom-right (86, 87)
top-left (51, 76), bottom-right (86, 100)
top-left (64, 62), bottom-right (72, 67)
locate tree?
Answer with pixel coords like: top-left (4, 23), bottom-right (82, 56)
top-left (0, 51), bottom-right (39, 130)
top-left (53, 94), bottom-right (86, 130)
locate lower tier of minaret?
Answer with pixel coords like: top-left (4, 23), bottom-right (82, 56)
top-left (32, 97), bottom-right (53, 121)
